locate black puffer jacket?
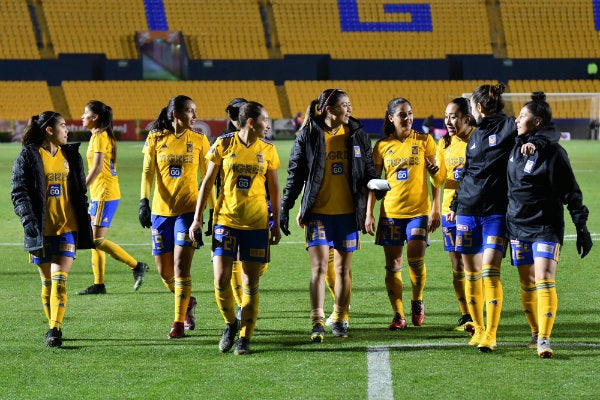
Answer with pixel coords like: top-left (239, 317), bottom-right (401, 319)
top-left (281, 116), bottom-right (379, 233)
top-left (450, 114), bottom-right (560, 216)
top-left (507, 125), bottom-right (588, 243)
top-left (11, 143), bottom-right (94, 251)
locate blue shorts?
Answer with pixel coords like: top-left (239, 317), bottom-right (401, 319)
top-left (305, 213), bottom-right (359, 252)
top-left (30, 231), bottom-right (77, 264)
top-left (151, 213), bottom-right (200, 255)
top-left (375, 216), bottom-right (428, 247)
top-left (89, 199), bottom-right (119, 227)
top-left (441, 216), bottom-right (457, 252)
top-left (510, 239), bottom-right (561, 266)
top-left (212, 224), bottom-right (269, 263)
top-left (455, 214), bottom-right (507, 255)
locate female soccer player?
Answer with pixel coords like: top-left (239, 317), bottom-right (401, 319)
top-left (190, 101), bottom-right (281, 355)
top-left (77, 100), bottom-right (148, 295)
top-left (11, 111), bottom-right (94, 347)
top-left (430, 98), bottom-right (477, 332)
top-left (281, 88), bottom-right (380, 342)
top-left (447, 83), bottom-right (559, 352)
top-left (139, 95), bottom-right (213, 339)
top-left (366, 97), bottom-right (440, 330)
top-left (507, 92), bottom-right (592, 358)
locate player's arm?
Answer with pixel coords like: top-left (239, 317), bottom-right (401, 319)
top-left (267, 168), bottom-right (281, 245)
top-left (86, 152), bottom-right (104, 187)
top-left (190, 160), bottom-right (219, 241)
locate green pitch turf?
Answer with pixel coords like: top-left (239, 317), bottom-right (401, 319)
top-left (0, 139), bottom-right (598, 399)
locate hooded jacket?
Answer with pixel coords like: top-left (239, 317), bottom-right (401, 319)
top-left (281, 116), bottom-right (379, 233)
top-left (506, 124), bottom-right (588, 243)
top-left (450, 113), bottom-right (560, 216)
top-left (11, 142), bottom-right (94, 251)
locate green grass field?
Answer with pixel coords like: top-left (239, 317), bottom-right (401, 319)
top-left (1, 139), bottom-right (599, 400)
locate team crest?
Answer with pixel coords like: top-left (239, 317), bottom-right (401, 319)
top-left (187, 143), bottom-right (193, 153)
top-left (411, 145), bottom-right (418, 155)
top-left (257, 153), bottom-right (264, 164)
top-left (524, 159), bottom-right (534, 173)
top-left (63, 160), bottom-right (69, 171)
top-left (353, 146), bottom-right (361, 157)
top-left (488, 134), bottom-right (497, 147)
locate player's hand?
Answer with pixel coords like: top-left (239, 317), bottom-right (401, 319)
top-left (138, 198), bottom-right (152, 228)
top-left (576, 223), bottom-right (593, 259)
top-left (426, 159), bottom-right (440, 175)
top-left (204, 209), bottom-right (214, 236)
top-left (446, 210), bottom-right (456, 223)
top-left (428, 210), bottom-right (441, 233)
top-left (521, 143), bottom-right (537, 156)
top-left (280, 207), bottom-right (290, 236)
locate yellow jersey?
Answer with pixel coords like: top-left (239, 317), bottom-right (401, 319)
top-left (373, 130), bottom-right (437, 219)
top-left (431, 128), bottom-right (474, 215)
top-left (87, 130), bottom-right (120, 201)
top-left (312, 126), bottom-right (354, 215)
top-left (207, 132), bottom-right (280, 230)
top-left (40, 147), bottom-right (77, 235)
top-left (141, 128), bottom-right (211, 216)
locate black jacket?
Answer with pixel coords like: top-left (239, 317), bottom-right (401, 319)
top-left (281, 116), bottom-right (379, 233)
top-left (11, 143), bottom-right (94, 251)
top-left (507, 125), bottom-right (588, 243)
top-left (451, 114), bottom-right (560, 216)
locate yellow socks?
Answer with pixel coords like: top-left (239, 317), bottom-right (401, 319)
top-left (94, 237), bottom-right (137, 268)
top-left (408, 257), bottom-right (426, 301)
top-left (231, 260), bottom-right (243, 308)
top-left (482, 264), bottom-right (503, 337)
top-left (215, 284), bottom-right (236, 324)
top-left (50, 272), bottom-right (68, 329)
top-left (239, 283), bottom-right (260, 339)
top-left (452, 269), bottom-right (469, 316)
top-left (385, 267), bottom-right (404, 316)
top-left (91, 249), bottom-right (106, 284)
top-left (41, 278), bottom-right (51, 323)
top-left (537, 279), bottom-right (557, 339)
top-left (174, 277), bottom-right (192, 323)
top-left (520, 281), bottom-right (538, 334)
top-left (465, 270), bottom-right (484, 328)
top-left (161, 277), bottom-right (175, 293)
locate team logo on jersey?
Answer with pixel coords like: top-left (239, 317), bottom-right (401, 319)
top-left (332, 162), bottom-right (344, 175)
top-left (411, 145), bottom-right (418, 155)
top-left (353, 146), bottom-right (361, 157)
top-left (488, 134), bottom-right (497, 147)
top-left (187, 143), bottom-right (193, 153)
top-left (48, 184), bottom-right (62, 197)
top-left (524, 159), bottom-right (535, 173)
top-left (230, 153), bottom-right (236, 158)
top-left (257, 153), bottom-right (264, 164)
top-left (456, 223), bottom-right (469, 231)
top-left (236, 175), bottom-right (251, 190)
top-left (161, 144), bottom-right (168, 149)
top-left (63, 160), bottom-right (69, 171)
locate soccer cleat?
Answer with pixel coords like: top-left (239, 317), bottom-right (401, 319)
top-left (44, 327), bottom-right (62, 347)
top-left (388, 313), bottom-right (407, 330)
top-left (528, 332), bottom-right (539, 349)
top-left (234, 337), bottom-right (251, 355)
top-left (310, 323), bottom-right (325, 343)
top-left (167, 322), bottom-right (185, 339)
top-left (477, 333), bottom-right (497, 353)
top-left (468, 326), bottom-right (485, 346)
top-left (76, 283), bottom-right (106, 295)
top-left (411, 300), bottom-right (425, 326)
top-left (537, 337), bottom-right (554, 358)
top-left (219, 322), bottom-right (239, 353)
top-left (132, 262), bottom-right (149, 291)
top-left (455, 314), bottom-right (475, 333)
top-left (184, 296), bottom-right (197, 331)
top-left (331, 321), bottom-right (348, 338)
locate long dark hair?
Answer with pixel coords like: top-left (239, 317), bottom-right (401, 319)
top-left (87, 100), bottom-right (117, 162)
top-left (22, 111), bottom-right (61, 146)
top-left (382, 97), bottom-right (411, 136)
top-left (150, 95), bottom-right (193, 132)
top-left (303, 88), bottom-right (348, 129)
top-left (443, 97), bottom-right (474, 148)
top-left (471, 83), bottom-right (506, 115)
top-left (238, 101), bottom-right (265, 128)
top-left (225, 97), bottom-right (248, 132)
top-left (522, 91), bottom-right (552, 128)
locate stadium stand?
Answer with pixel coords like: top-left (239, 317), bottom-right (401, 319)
top-left (0, 1), bottom-right (40, 59)
top-left (501, 0), bottom-right (600, 58)
top-left (0, 81), bottom-right (54, 120)
top-left (42, 0), bottom-right (147, 59)
top-left (62, 80), bottom-right (283, 120)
